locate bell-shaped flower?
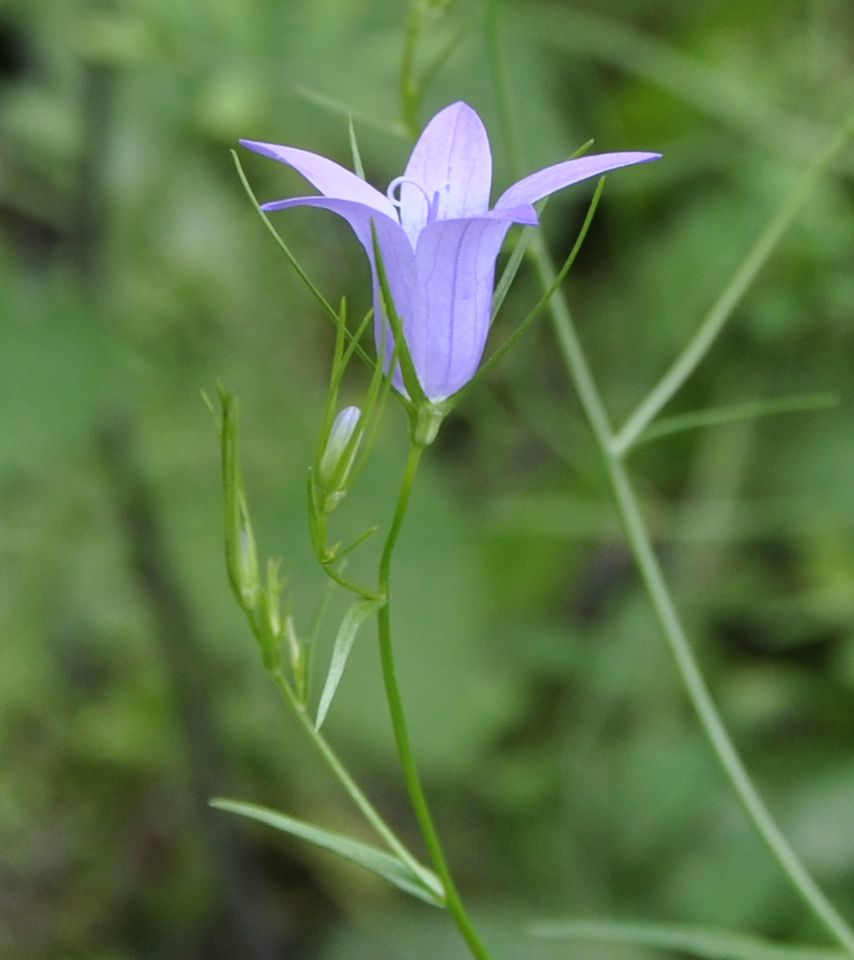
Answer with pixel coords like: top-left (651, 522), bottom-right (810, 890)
top-left (241, 101), bottom-right (659, 402)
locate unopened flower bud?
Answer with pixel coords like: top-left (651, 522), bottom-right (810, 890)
top-left (318, 406), bottom-right (362, 508)
top-left (221, 389), bottom-right (260, 609)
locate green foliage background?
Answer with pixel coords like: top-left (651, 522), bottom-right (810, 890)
top-left (1, 1), bottom-right (853, 958)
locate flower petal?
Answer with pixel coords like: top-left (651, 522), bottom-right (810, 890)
top-left (241, 140), bottom-right (397, 218)
top-left (495, 151), bottom-right (661, 209)
top-left (261, 196), bottom-right (415, 367)
top-left (409, 215), bottom-right (522, 400)
top-left (399, 102), bottom-right (493, 246)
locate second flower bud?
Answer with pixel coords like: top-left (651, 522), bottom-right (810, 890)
top-left (317, 405), bottom-right (363, 511)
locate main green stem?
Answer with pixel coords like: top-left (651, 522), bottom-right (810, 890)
top-left (377, 442), bottom-right (494, 960)
top-left (534, 241), bottom-right (854, 956)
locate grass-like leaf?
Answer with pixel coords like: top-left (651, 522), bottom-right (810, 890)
top-left (315, 597), bottom-right (382, 730)
top-left (348, 114), bottom-right (366, 180)
top-left (530, 919), bottom-right (844, 960)
top-left (231, 150), bottom-right (338, 324)
top-left (631, 392), bottom-right (838, 448)
top-left (233, 151), bottom-right (374, 370)
top-left (291, 82), bottom-right (408, 138)
top-left (211, 798), bottom-right (443, 906)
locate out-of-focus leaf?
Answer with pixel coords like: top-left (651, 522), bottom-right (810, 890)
top-left (636, 393), bottom-right (837, 447)
top-left (530, 919), bottom-right (844, 960)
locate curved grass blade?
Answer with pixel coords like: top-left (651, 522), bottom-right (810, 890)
top-left (316, 597), bottom-right (383, 730)
top-left (291, 82), bottom-right (407, 138)
top-left (211, 798), bottom-right (443, 905)
top-left (233, 151), bottom-right (373, 369)
top-left (348, 114), bottom-right (366, 180)
top-left (529, 919), bottom-right (844, 960)
top-left (633, 392), bottom-right (837, 448)
top-left (232, 151), bottom-right (337, 323)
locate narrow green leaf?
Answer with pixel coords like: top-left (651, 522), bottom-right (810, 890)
top-left (199, 389), bottom-right (220, 431)
top-left (529, 919), bottom-right (844, 960)
top-left (290, 82), bottom-right (407, 138)
top-left (489, 142), bottom-right (593, 324)
top-left (348, 115), bottom-right (366, 180)
top-left (633, 393), bottom-right (837, 447)
top-left (233, 151), bottom-right (374, 371)
top-left (211, 798), bottom-right (443, 906)
top-left (316, 597), bottom-right (382, 729)
top-left (333, 526), bottom-right (379, 562)
top-left (490, 222), bottom-right (536, 324)
top-left (218, 388), bottom-right (261, 613)
top-left (231, 151), bottom-right (338, 324)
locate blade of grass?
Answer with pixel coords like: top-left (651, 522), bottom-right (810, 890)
top-left (316, 597), bottom-right (382, 729)
top-left (211, 799), bottom-right (443, 905)
top-left (232, 151), bottom-right (374, 369)
top-left (530, 919), bottom-right (844, 960)
top-left (634, 392), bottom-right (837, 447)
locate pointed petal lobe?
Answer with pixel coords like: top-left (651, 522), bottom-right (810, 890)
top-left (495, 151), bottom-right (661, 209)
top-left (399, 102), bottom-right (493, 246)
top-left (241, 140), bottom-right (397, 218)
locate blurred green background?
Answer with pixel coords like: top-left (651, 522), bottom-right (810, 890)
top-left (2, 1), bottom-right (853, 958)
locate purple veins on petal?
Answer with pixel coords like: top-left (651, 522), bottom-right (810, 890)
top-left (409, 203), bottom-right (540, 401)
top-left (399, 101), bottom-right (493, 246)
top-left (410, 218), bottom-right (513, 400)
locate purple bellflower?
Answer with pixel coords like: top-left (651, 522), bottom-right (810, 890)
top-left (241, 102), bottom-right (659, 403)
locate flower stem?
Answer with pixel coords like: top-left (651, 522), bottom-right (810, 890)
top-left (376, 442), bottom-right (494, 960)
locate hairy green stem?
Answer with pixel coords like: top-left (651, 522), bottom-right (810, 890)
top-left (376, 442), bottom-right (494, 960)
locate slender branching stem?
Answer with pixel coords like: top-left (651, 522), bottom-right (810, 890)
top-left (376, 442), bottom-right (494, 960)
top-left (269, 667), bottom-right (437, 895)
top-left (532, 239), bottom-right (854, 957)
top-left (612, 104), bottom-right (854, 457)
top-left (486, 2), bottom-right (854, 951)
